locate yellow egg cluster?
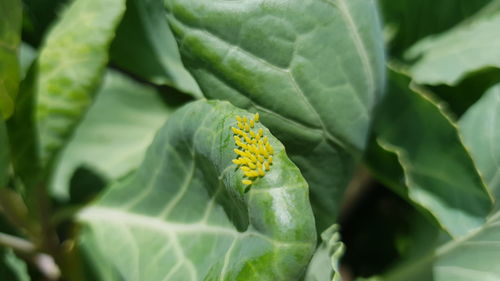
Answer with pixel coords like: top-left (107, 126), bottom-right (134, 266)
top-left (231, 113), bottom-right (274, 185)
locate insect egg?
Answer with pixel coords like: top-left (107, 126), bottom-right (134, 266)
top-left (231, 112), bottom-right (274, 187)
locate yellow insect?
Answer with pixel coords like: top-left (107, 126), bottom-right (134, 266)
top-left (230, 112), bottom-right (274, 186)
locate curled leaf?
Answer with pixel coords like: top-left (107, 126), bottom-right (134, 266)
top-left (78, 100), bottom-right (317, 281)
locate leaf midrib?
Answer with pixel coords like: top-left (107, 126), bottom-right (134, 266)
top-left (79, 206), bottom-right (239, 236)
top-left (78, 206), bottom-right (310, 248)
top-left (326, 0), bottom-right (376, 96)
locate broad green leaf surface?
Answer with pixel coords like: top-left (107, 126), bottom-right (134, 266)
top-left (165, 0), bottom-right (386, 229)
top-left (304, 225), bottom-right (345, 281)
top-left (362, 211), bottom-right (500, 281)
top-left (0, 119), bottom-right (8, 187)
top-left (77, 228), bottom-right (124, 281)
top-left (50, 70), bottom-right (173, 201)
top-left (0, 0), bottom-right (22, 119)
top-left (35, 0), bottom-right (125, 166)
top-left (460, 84), bottom-right (500, 200)
top-left (407, 8), bottom-right (500, 86)
top-left (78, 100), bottom-right (317, 281)
top-left (109, 0), bottom-right (202, 97)
top-left (0, 248), bottom-right (30, 281)
top-left (379, 0), bottom-right (491, 57)
top-left (366, 70), bottom-right (492, 237)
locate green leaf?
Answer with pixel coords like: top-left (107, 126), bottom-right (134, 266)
top-left (361, 81), bottom-right (500, 279)
top-left (460, 84), bottom-right (500, 201)
top-left (366, 211), bottom-right (500, 281)
top-left (0, 248), bottom-right (30, 281)
top-left (0, 0), bottom-right (22, 119)
top-left (6, 65), bottom-right (40, 189)
top-left (0, 119), bottom-right (8, 188)
top-left (50, 70), bottom-right (175, 201)
top-left (76, 228), bottom-right (124, 281)
top-left (365, 69), bottom-right (492, 237)
top-left (109, 0), bottom-right (202, 98)
top-left (407, 7), bottom-right (500, 86)
top-left (35, 0), bottom-right (126, 167)
top-left (77, 100), bottom-right (317, 281)
top-left (304, 225), bottom-right (345, 281)
top-left (164, 0), bottom-right (386, 229)
top-left (379, 0), bottom-right (491, 57)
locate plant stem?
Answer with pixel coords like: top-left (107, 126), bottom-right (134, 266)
top-left (0, 189), bottom-right (36, 237)
top-left (0, 232), bottom-right (35, 253)
top-left (33, 180), bottom-right (61, 260)
top-left (32, 253), bottom-right (61, 280)
top-left (0, 232), bottom-right (61, 280)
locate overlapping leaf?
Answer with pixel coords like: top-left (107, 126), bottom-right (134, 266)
top-left (379, 0), bottom-right (491, 56)
top-left (407, 4), bottom-right (500, 86)
top-left (365, 69), bottom-right (492, 237)
top-left (109, 0), bottom-right (202, 97)
top-left (0, 0), bottom-right (22, 119)
top-left (460, 84), bottom-right (500, 199)
top-left (359, 83), bottom-right (500, 281)
top-left (35, 0), bottom-right (125, 167)
top-left (50, 70), bottom-right (174, 201)
top-left (77, 100), bottom-right (317, 281)
top-left (164, 0), bottom-right (385, 229)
